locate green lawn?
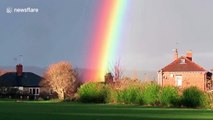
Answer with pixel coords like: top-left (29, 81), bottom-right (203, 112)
top-left (0, 101), bottom-right (212, 120)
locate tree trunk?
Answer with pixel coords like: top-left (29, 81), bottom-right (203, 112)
top-left (59, 89), bottom-right (65, 100)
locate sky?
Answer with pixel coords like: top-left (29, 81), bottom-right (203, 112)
top-left (1, 0), bottom-right (213, 73)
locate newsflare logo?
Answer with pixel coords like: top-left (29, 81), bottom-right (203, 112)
top-left (6, 7), bottom-right (13, 13)
top-left (6, 7), bottom-right (39, 14)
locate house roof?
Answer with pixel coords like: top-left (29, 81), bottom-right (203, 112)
top-left (161, 56), bottom-right (206, 72)
top-left (0, 72), bottom-right (43, 87)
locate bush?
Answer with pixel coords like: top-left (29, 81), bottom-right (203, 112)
top-left (116, 90), bottom-right (124, 103)
top-left (78, 82), bottom-right (107, 103)
top-left (105, 85), bottom-right (118, 103)
top-left (181, 86), bottom-right (209, 108)
top-left (143, 84), bottom-right (160, 105)
top-left (39, 91), bottom-right (50, 100)
top-left (117, 87), bottom-right (141, 104)
top-left (160, 86), bottom-right (179, 107)
top-left (135, 88), bottom-right (144, 105)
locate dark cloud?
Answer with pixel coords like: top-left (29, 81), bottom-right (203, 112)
top-left (1, 0), bottom-right (213, 72)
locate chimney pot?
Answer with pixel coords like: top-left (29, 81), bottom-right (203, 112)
top-left (173, 49), bottom-right (178, 61)
top-left (186, 51), bottom-right (192, 61)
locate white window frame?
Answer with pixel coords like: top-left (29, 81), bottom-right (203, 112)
top-left (175, 75), bottom-right (182, 87)
top-left (180, 59), bottom-right (186, 64)
top-left (29, 88), bottom-right (40, 95)
top-left (35, 88), bottom-right (40, 95)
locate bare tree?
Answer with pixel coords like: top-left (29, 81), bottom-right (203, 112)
top-left (113, 60), bottom-right (123, 81)
top-left (106, 60), bottom-right (124, 81)
top-left (42, 61), bottom-right (77, 100)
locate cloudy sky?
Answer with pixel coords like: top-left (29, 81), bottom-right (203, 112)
top-left (1, 0), bottom-right (213, 72)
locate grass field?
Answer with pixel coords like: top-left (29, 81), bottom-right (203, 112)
top-left (0, 101), bottom-right (212, 120)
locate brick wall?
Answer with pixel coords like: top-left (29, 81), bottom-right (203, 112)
top-left (161, 71), bottom-right (205, 91)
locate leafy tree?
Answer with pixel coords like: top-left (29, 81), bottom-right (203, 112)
top-left (41, 61), bottom-right (77, 100)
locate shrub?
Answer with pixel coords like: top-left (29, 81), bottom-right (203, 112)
top-left (39, 91), bottom-right (51, 100)
top-left (142, 84), bottom-right (160, 105)
top-left (116, 90), bottom-right (124, 103)
top-left (124, 87), bottom-right (138, 104)
top-left (160, 86), bottom-right (179, 107)
top-left (78, 82), bottom-right (107, 103)
top-left (112, 78), bottom-right (146, 104)
top-left (181, 86), bottom-right (209, 108)
top-left (135, 88), bottom-right (144, 105)
top-left (117, 87), bottom-right (141, 104)
top-left (105, 85), bottom-right (118, 103)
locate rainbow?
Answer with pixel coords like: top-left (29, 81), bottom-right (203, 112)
top-left (85, 0), bottom-right (128, 82)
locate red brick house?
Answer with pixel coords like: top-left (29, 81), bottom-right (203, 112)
top-left (158, 49), bottom-right (213, 91)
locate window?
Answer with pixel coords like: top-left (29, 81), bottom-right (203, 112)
top-left (29, 88), bottom-right (40, 95)
top-left (33, 89), bottom-right (36, 95)
top-left (175, 76), bottom-right (182, 87)
top-left (36, 88), bottom-right (40, 95)
top-left (180, 59), bottom-right (186, 64)
top-left (29, 88), bottom-right (32, 94)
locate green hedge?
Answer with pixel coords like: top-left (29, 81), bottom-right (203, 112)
top-left (78, 82), bottom-right (107, 103)
top-left (117, 86), bottom-right (142, 104)
top-left (77, 82), bottom-right (211, 108)
top-left (105, 85), bottom-right (118, 103)
top-left (160, 86), bottom-right (180, 107)
top-left (142, 84), bottom-right (160, 105)
top-left (181, 86), bottom-right (209, 108)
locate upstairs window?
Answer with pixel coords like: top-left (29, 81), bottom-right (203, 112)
top-left (180, 59), bottom-right (186, 64)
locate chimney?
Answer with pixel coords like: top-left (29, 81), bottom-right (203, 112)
top-left (105, 72), bottom-right (113, 84)
top-left (173, 49), bottom-right (178, 61)
top-left (16, 64), bottom-right (23, 76)
top-left (186, 50), bottom-right (192, 61)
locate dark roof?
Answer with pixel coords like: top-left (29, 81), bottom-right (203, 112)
top-left (0, 72), bottom-right (43, 87)
top-left (161, 56), bottom-right (206, 72)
